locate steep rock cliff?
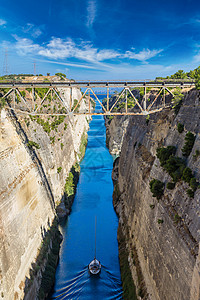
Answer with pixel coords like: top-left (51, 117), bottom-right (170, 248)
top-left (0, 85), bottom-right (89, 300)
top-left (109, 88), bottom-right (200, 300)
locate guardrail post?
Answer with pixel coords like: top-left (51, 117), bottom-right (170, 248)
top-left (107, 87), bottom-right (109, 111)
top-left (88, 89), bottom-right (91, 113)
top-left (125, 88), bottom-right (128, 113)
top-left (163, 86), bottom-right (165, 107)
top-left (70, 87), bottom-right (72, 112)
top-left (144, 83), bottom-right (146, 111)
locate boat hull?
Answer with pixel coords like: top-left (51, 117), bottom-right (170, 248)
top-left (88, 258), bottom-right (101, 275)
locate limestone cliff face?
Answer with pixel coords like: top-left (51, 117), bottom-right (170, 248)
top-left (109, 88), bottom-right (200, 300)
top-left (106, 116), bottom-right (129, 156)
top-left (0, 86), bottom-right (89, 300)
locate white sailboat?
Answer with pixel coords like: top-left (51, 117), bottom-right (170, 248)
top-left (88, 217), bottom-right (101, 275)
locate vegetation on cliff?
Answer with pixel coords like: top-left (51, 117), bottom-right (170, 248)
top-left (154, 139), bottom-right (199, 198)
top-left (24, 218), bottom-right (62, 299)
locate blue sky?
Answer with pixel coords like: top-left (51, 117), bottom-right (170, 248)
top-left (1, 0), bottom-right (200, 79)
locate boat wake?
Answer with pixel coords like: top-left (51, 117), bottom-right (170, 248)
top-left (52, 265), bottom-right (123, 300)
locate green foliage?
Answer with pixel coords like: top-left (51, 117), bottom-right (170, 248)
top-left (27, 140), bottom-right (40, 149)
top-left (60, 142), bottom-right (64, 150)
top-left (172, 88), bottom-right (184, 115)
top-left (117, 225), bottom-right (137, 300)
top-left (78, 132), bottom-right (88, 160)
top-left (157, 219), bottom-right (164, 224)
top-left (187, 189), bottom-right (194, 198)
top-left (193, 149), bottom-right (200, 160)
top-left (107, 115), bottom-right (114, 124)
top-left (57, 167), bottom-right (62, 174)
top-left (64, 172), bottom-right (74, 197)
top-left (166, 182), bottom-right (175, 189)
top-left (55, 72), bottom-right (66, 79)
top-left (149, 179), bottom-right (164, 199)
top-left (189, 177), bottom-right (198, 191)
top-left (170, 70), bottom-right (187, 79)
top-left (181, 132), bottom-right (195, 157)
top-left (182, 167), bottom-right (193, 183)
top-left (0, 97), bottom-right (6, 109)
top-left (72, 99), bottom-right (80, 112)
top-left (37, 219), bottom-right (62, 299)
top-left (156, 146), bottom-right (176, 166)
top-left (174, 213), bottom-right (181, 223)
top-left (163, 156), bottom-right (185, 182)
top-left (149, 204), bottom-right (155, 209)
top-left (177, 123), bottom-right (184, 133)
top-left (20, 90), bottom-right (26, 98)
top-left (146, 114), bottom-right (150, 125)
top-left (188, 66), bottom-right (200, 90)
top-left (64, 123), bottom-right (68, 130)
top-left (50, 136), bottom-right (55, 144)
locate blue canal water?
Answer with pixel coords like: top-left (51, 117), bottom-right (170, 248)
top-left (51, 103), bottom-right (123, 299)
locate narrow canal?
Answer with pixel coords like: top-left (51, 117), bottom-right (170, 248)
top-left (52, 102), bottom-right (123, 299)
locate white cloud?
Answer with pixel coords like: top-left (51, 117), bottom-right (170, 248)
top-left (13, 35), bottom-right (41, 55)
top-left (0, 19), bottom-right (6, 26)
top-left (86, 0), bottom-right (97, 28)
top-left (22, 23), bottom-right (43, 38)
top-left (124, 48), bottom-right (163, 61)
top-left (10, 36), bottom-right (163, 70)
top-left (38, 37), bottom-right (121, 62)
top-left (37, 59), bottom-right (97, 69)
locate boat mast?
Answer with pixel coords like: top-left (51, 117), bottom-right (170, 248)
top-left (95, 216), bottom-right (96, 259)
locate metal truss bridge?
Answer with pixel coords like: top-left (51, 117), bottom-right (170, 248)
top-left (0, 80), bottom-right (195, 116)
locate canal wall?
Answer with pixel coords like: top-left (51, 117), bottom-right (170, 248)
top-left (0, 81), bottom-right (90, 299)
top-left (107, 88), bottom-right (200, 299)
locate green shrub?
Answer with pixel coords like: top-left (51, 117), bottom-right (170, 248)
top-left (64, 172), bottom-right (74, 197)
top-left (57, 167), bottom-right (62, 174)
top-left (55, 72), bottom-right (66, 78)
top-left (0, 97), bottom-right (6, 109)
top-left (172, 88), bottom-right (184, 115)
top-left (156, 146), bottom-right (176, 166)
top-left (181, 132), bottom-right (195, 157)
top-left (78, 132), bottom-right (87, 160)
top-left (163, 156), bottom-right (185, 182)
top-left (157, 219), bottom-right (164, 224)
top-left (150, 179), bottom-right (164, 199)
top-left (193, 149), bottom-right (200, 160)
top-left (60, 143), bottom-right (64, 150)
top-left (187, 189), bottom-right (194, 198)
top-left (189, 177), bottom-right (198, 191)
top-left (182, 167), bottom-right (193, 183)
top-left (174, 213), bottom-right (181, 223)
top-left (166, 182), bottom-right (175, 189)
top-left (149, 204), bottom-right (155, 209)
top-left (50, 136), bottom-right (55, 144)
top-left (177, 123), bottom-right (184, 133)
top-left (27, 141), bottom-right (40, 149)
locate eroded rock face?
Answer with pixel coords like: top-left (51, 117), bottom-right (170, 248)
top-left (109, 88), bottom-right (200, 300)
top-left (0, 86), bottom-right (89, 299)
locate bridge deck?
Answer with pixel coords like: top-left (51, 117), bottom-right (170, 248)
top-left (0, 80), bottom-right (195, 88)
top-left (0, 80), bottom-right (195, 116)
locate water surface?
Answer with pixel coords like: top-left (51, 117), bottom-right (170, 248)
top-left (52, 103), bottom-right (123, 299)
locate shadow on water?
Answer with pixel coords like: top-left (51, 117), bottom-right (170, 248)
top-left (51, 99), bottom-right (123, 299)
